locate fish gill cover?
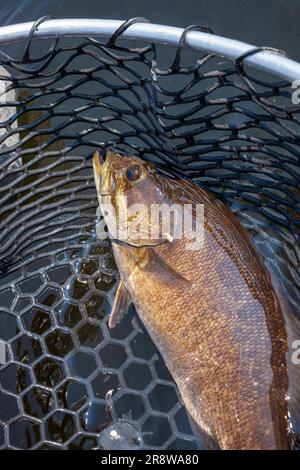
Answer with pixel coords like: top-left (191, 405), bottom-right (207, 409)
top-left (0, 17), bottom-right (299, 449)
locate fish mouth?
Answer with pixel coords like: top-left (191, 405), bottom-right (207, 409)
top-left (92, 148), bottom-right (105, 179)
top-left (93, 148), bottom-right (116, 196)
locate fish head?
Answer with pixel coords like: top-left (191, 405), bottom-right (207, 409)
top-left (93, 148), bottom-right (174, 247)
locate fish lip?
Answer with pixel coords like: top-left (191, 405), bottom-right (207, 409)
top-left (98, 148), bottom-right (106, 162)
top-left (93, 146), bottom-right (126, 197)
top-left (94, 146), bottom-right (127, 162)
top-left (100, 190), bottom-right (113, 196)
top-left (100, 175), bottom-right (116, 196)
top-left (93, 149), bottom-right (104, 176)
top-left (99, 150), bottom-right (116, 196)
top-left (107, 145), bottom-right (128, 157)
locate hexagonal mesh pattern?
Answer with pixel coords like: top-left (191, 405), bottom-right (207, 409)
top-left (0, 18), bottom-right (300, 450)
top-left (0, 245), bottom-right (196, 449)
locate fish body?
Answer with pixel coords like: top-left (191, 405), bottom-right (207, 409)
top-left (93, 149), bottom-right (298, 450)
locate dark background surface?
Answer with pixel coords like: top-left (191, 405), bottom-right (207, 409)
top-left (0, 0), bottom-right (300, 60)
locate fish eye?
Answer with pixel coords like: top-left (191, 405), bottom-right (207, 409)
top-left (126, 164), bottom-right (143, 182)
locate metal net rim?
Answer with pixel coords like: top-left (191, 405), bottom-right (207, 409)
top-left (0, 18), bottom-right (299, 82)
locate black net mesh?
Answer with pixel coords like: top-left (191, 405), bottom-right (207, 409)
top-left (0, 18), bottom-right (299, 450)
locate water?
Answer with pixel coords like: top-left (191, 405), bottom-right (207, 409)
top-left (99, 420), bottom-right (142, 450)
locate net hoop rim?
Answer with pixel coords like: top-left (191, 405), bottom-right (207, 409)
top-left (0, 18), bottom-right (299, 82)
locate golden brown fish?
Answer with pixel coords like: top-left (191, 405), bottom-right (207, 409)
top-left (93, 148), bottom-right (300, 450)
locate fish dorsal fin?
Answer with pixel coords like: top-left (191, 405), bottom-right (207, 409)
top-left (108, 280), bottom-right (132, 329)
top-left (173, 179), bottom-right (300, 444)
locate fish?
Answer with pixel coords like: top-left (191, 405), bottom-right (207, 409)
top-left (93, 148), bottom-right (300, 450)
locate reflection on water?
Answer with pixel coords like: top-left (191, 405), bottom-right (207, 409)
top-left (0, 0), bottom-right (45, 26)
top-left (99, 420), bottom-right (142, 450)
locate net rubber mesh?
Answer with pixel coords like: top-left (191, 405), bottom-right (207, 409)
top-left (0, 18), bottom-right (299, 450)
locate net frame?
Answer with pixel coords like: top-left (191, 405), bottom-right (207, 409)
top-left (0, 17), bottom-right (299, 450)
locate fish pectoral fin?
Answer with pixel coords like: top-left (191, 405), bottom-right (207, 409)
top-left (137, 247), bottom-right (191, 289)
top-left (187, 412), bottom-right (220, 450)
top-left (108, 280), bottom-right (132, 329)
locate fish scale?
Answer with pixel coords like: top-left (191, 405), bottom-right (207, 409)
top-left (114, 238), bottom-right (287, 449)
top-left (93, 148), bottom-right (300, 450)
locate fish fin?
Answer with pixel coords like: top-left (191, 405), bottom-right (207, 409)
top-left (108, 280), bottom-right (132, 329)
top-left (187, 412), bottom-right (220, 450)
top-left (137, 247), bottom-right (191, 289)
